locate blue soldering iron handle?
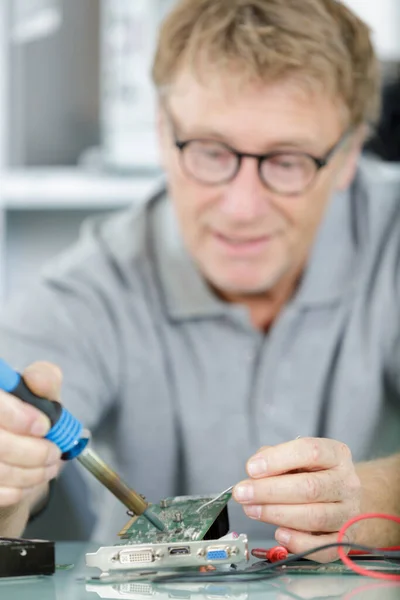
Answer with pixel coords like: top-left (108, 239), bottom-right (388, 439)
top-left (0, 358), bottom-right (89, 460)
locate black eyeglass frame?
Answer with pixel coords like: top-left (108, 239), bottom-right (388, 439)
top-left (174, 129), bottom-right (352, 196)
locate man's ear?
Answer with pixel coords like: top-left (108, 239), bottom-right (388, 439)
top-left (336, 126), bottom-right (366, 190)
top-left (156, 102), bottom-right (168, 169)
top-left (156, 103), bottom-right (164, 137)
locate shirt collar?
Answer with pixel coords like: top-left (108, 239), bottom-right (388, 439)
top-left (152, 172), bottom-right (364, 321)
top-left (152, 195), bottom-right (236, 320)
top-left (292, 178), bottom-right (363, 307)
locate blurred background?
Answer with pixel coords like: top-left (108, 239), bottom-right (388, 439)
top-left (0, 0), bottom-right (176, 306)
top-left (0, 0), bottom-right (399, 541)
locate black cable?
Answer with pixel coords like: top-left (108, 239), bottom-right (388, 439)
top-left (152, 541), bottom-right (395, 583)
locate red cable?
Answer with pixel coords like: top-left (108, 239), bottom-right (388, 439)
top-left (251, 514), bottom-right (400, 581)
top-left (337, 513), bottom-right (400, 581)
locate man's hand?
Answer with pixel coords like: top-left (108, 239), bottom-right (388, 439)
top-left (233, 437), bottom-right (361, 562)
top-left (0, 362), bottom-right (62, 535)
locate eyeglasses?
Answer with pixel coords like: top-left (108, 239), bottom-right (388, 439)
top-left (173, 130), bottom-right (351, 196)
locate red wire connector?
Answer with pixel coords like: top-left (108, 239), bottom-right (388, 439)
top-left (251, 545), bottom-right (289, 562)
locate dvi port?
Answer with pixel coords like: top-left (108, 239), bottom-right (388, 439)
top-left (119, 548), bottom-right (154, 564)
top-left (119, 583), bottom-right (154, 595)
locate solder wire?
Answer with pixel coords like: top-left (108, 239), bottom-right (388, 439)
top-left (196, 486), bottom-right (234, 513)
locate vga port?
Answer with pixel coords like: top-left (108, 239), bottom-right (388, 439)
top-left (119, 548), bottom-right (154, 564)
top-left (206, 546), bottom-right (230, 561)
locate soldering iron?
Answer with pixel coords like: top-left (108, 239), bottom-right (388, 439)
top-left (0, 358), bottom-right (166, 532)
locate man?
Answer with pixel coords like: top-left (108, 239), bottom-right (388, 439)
top-left (0, 0), bottom-right (399, 563)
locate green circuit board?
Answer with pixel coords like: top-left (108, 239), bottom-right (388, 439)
top-left (281, 560), bottom-right (400, 575)
top-left (118, 493), bottom-right (231, 545)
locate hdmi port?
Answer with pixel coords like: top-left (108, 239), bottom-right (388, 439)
top-left (168, 546), bottom-right (191, 556)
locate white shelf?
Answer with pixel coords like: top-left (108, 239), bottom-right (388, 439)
top-left (1, 168), bottom-right (161, 210)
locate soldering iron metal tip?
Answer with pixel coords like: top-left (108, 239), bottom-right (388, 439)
top-left (143, 508), bottom-right (167, 532)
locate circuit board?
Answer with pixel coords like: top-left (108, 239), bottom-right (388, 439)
top-left (85, 493), bottom-right (250, 573)
top-left (280, 560), bottom-right (400, 575)
top-left (118, 493), bottom-right (232, 544)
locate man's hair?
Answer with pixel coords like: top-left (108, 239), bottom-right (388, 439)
top-left (152, 0), bottom-right (381, 127)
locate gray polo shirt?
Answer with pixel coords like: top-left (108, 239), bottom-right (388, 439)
top-left (1, 157), bottom-right (400, 542)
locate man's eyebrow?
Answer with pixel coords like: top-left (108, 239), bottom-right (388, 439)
top-left (166, 107), bottom-right (322, 153)
top-left (177, 125), bottom-right (322, 153)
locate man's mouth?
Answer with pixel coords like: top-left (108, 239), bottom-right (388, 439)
top-left (213, 231), bottom-right (275, 256)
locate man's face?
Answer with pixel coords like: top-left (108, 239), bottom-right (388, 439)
top-left (158, 70), bottom-right (361, 299)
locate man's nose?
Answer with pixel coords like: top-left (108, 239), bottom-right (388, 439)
top-left (219, 158), bottom-right (269, 222)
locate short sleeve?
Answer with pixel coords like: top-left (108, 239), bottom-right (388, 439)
top-left (0, 234), bottom-right (122, 432)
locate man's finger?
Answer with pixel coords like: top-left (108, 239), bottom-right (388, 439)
top-left (234, 469), bottom-right (358, 504)
top-left (0, 462), bottom-right (60, 490)
top-left (246, 438), bottom-right (352, 478)
top-left (23, 362), bottom-right (63, 401)
top-left (242, 501), bottom-right (356, 532)
top-left (0, 390), bottom-right (49, 436)
top-left (0, 429), bottom-right (61, 468)
top-left (274, 528), bottom-right (351, 563)
top-left (255, 445), bottom-right (271, 454)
